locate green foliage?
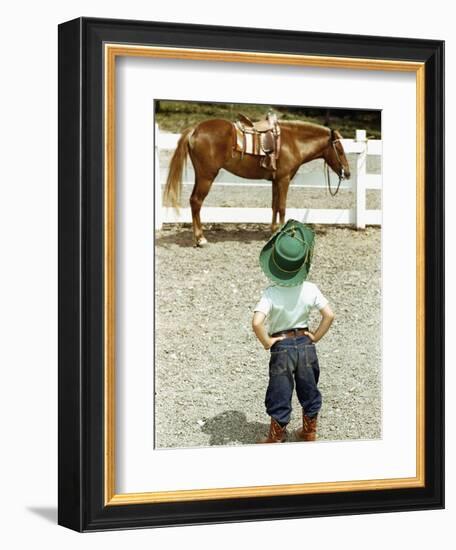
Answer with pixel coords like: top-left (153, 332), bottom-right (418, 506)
top-left (154, 100), bottom-right (381, 139)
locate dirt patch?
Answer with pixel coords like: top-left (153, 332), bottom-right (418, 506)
top-left (154, 224), bottom-right (381, 449)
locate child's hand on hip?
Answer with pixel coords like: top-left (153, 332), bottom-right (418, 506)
top-left (265, 335), bottom-right (286, 350)
top-left (304, 330), bottom-right (317, 343)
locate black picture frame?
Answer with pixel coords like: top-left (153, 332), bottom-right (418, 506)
top-left (58, 17), bottom-right (444, 532)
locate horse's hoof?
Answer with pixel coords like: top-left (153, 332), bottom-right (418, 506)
top-left (195, 237), bottom-right (208, 247)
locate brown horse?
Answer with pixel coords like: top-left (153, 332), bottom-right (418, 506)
top-left (163, 119), bottom-right (350, 246)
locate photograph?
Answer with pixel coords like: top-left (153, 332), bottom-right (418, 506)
top-left (56, 17), bottom-right (444, 531)
top-left (154, 99), bottom-right (382, 449)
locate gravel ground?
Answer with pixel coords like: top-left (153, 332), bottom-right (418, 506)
top-left (155, 223), bottom-right (381, 449)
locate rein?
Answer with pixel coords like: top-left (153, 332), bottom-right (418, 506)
top-left (325, 129), bottom-right (345, 197)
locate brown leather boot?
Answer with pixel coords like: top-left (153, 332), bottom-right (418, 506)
top-left (295, 411), bottom-right (318, 441)
top-left (258, 417), bottom-right (287, 443)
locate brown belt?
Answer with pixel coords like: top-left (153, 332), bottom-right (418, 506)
top-left (271, 327), bottom-right (309, 339)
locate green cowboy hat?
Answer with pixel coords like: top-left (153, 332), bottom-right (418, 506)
top-left (259, 219), bottom-right (315, 286)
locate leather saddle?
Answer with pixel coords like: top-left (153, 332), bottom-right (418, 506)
top-left (232, 111), bottom-right (281, 171)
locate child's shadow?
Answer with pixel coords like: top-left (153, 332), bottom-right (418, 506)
top-left (201, 410), bottom-right (298, 446)
top-left (201, 411), bottom-right (267, 446)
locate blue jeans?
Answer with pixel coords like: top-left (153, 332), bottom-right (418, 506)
top-left (265, 334), bottom-right (322, 425)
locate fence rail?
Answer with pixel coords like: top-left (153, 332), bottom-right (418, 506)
top-left (155, 127), bottom-right (382, 230)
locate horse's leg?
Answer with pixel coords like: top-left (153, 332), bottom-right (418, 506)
top-left (277, 175), bottom-right (292, 227)
top-left (190, 173), bottom-right (216, 247)
top-left (187, 126), bottom-right (224, 247)
top-left (271, 181), bottom-right (279, 233)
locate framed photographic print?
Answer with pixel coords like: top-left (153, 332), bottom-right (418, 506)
top-left (58, 17), bottom-right (444, 531)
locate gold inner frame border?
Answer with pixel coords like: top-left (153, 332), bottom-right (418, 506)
top-left (103, 44), bottom-right (426, 506)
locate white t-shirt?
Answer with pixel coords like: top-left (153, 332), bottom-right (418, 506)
top-left (254, 281), bottom-right (328, 335)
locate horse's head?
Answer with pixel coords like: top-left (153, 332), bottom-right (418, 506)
top-left (322, 129), bottom-right (351, 180)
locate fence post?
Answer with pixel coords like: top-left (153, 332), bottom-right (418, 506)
top-left (354, 129), bottom-right (367, 229)
top-left (155, 123), bottom-right (163, 230)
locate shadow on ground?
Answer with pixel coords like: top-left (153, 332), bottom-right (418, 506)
top-left (27, 506), bottom-right (57, 524)
top-left (155, 223), bottom-right (332, 249)
top-left (155, 224), bottom-right (271, 248)
top-left (201, 410), bottom-right (299, 446)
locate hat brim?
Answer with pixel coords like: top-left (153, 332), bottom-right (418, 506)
top-left (259, 219), bottom-right (314, 286)
top-left (259, 241), bottom-right (309, 286)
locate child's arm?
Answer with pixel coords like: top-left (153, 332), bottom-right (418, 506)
top-left (252, 311), bottom-right (286, 350)
top-left (304, 304), bottom-right (335, 343)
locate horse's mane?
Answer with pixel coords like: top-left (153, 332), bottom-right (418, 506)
top-left (280, 120), bottom-right (330, 135)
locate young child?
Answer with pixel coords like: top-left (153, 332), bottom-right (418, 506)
top-left (252, 219), bottom-right (334, 443)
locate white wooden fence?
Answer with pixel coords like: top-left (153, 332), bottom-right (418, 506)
top-left (155, 126), bottom-right (382, 230)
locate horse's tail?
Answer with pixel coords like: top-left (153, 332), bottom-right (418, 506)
top-left (163, 126), bottom-right (194, 211)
